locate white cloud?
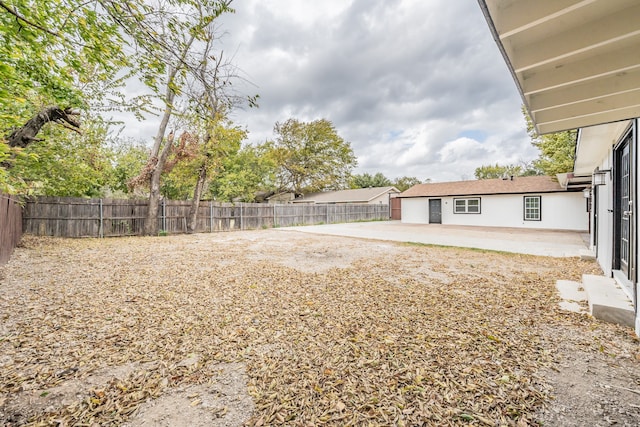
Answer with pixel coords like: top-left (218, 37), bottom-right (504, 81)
top-left (115, 0), bottom-right (539, 183)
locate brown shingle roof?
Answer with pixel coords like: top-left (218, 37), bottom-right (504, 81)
top-left (399, 176), bottom-right (564, 198)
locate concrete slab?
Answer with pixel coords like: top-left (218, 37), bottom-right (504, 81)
top-left (278, 221), bottom-right (589, 257)
top-left (579, 249), bottom-right (596, 261)
top-left (582, 274), bottom-right (635, 327)
top-left (555, 280), bottom-right (587, 314)
top-left (556, 280), bottom-right (587, 302)
top-left (559, 300), bottom-right (584, 313)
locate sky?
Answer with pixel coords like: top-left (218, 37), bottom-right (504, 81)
top-left (118, 0), bottom-right (539, 183)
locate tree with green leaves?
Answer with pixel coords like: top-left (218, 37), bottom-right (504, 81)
top-left (524, 107), bottom-right (577, 176)
top-left (474, 161), bottom-right (541, 180)
top-left (1, 0), bottom-right (238, 198)
top-left (270, 118), bottom-right (357, 195)
top-left (350, 173), bottom-right (392, 189)
top-left (105, 0), bottom-right (250, 234)
top-left (8, 117), bottom-right (116, 196)
top-left (350, 173), bottom-right (423, 192)
top-left (109, 139), bottom-right (150, 197)
top-left (393, 176), bottom-right (423, 192)
top-left (186, 117), bottom-right (248, 231)
top-left (209, 142), bottom-right (277, 202)
top-left (0, 0), bottom-right (133, 193)
top-left (0, 0), bottom-right (128, 146)
top-left (474, 163), bottom-right (522, 180)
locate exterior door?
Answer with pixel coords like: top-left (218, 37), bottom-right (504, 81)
top-left (615, 134), bottom-right (633, 281)
top-left (429, 199), bottom-right (442, 224)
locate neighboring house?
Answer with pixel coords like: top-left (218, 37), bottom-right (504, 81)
top-left (292, 187), bottom-right (400, 205)
top-left (478, 1), bottom-right (640, 334)
top-left (398, 176), bottom-right (588, 231)
top-left (266, 192), bottom-right (296, 204)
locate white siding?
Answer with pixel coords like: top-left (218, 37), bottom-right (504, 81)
top-left (402, 192), bottom-right (588, 231)
top-left (594, 153), bottom-right (614, 277)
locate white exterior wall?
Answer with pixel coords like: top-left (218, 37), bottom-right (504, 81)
top-left (402, 192), bottom-right (588, 231)
top-left (594, 152), bottom-right (614, 277)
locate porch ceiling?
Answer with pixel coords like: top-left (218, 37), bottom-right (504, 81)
top-left (574, 120), bottom-right (631, 174)
top-left (478, 0), bottom-right (640, 134)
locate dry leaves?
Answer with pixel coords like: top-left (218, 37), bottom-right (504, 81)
top-left (0, 231), bottom-right (633, 426)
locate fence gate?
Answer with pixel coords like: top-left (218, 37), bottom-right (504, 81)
top-left (390, 197), bottom-right (401, 220)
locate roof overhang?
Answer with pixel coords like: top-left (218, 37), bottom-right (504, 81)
top-left (574, 120), bottom-right (632, 175)
top-left (556, 172), bottom-right (592, 190)
top-left (478, 0), bottom-right (640, 134)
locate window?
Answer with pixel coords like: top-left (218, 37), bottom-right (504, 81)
top-left (524, 196), bottom-right (541, 221)
top-left (454, 197), bottom-right (481, 214)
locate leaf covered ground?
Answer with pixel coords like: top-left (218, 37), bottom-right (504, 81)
top-left (1, 229), bottom-right (639, 426)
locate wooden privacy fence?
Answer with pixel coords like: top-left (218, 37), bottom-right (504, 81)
top-left (1, 193), bottom-right (22, 265)
top-left (22, 197), bottom-right (390, 238)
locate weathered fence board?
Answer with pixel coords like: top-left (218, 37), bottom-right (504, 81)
top-left (0, 194), bottom-right (22, 265)
top-left (22, 197), bottom-right (389, 238)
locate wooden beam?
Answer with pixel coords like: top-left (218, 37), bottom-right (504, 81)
top-left (535, 89), bottom-right (640, 123)
top-left (511, 4), bottom-right (640, 72)
top-left (536, 104), bottom-right (640, 134)
top-left (495, 0), bottom-right (596, 39)
top-left (529, 69), bottom-right (640, 111)
top-left (521, 42), bottom-right (640, 94)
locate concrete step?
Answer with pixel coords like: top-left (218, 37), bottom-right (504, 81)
top-left (582, 274), bottom-right (635, 328)
top-left (579, 248), bottom-right (596, 261)
top-left (555, 280), bottom-right (587, 313)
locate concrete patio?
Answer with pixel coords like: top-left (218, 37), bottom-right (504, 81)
top-left (279, 221), bottom-right (589, 257)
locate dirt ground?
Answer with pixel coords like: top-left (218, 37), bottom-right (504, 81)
top-left (1, 229), bottom-right (639, 426)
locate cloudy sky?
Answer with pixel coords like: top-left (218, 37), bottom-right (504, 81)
top-left (122, 0), bottom-right (539, 183)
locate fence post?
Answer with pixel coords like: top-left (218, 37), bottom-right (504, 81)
top-left (99, 199), bottom-right (104, 238)
top-left (240, 203), bottom-right (243, 230)
top-left (273, 204), bottom-right (277, 227)
top-left (162, 198), bottom-right (166, 232)
top-left (210, 201), bottom-right (213, 233)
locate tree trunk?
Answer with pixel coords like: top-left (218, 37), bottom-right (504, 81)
top-left (143, 67), bottom-right (178, 236)
top-left (187, 164), bottom-right (208, 233)
top-left (144, 130), bottom-right (175, 235)
top-left (8, 106), bottom-right (80, 148)
top-left (143, 34), bottom-right (197, 236)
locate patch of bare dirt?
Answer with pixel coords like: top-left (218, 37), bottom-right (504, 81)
top-left (123, 362), bottom-right (254, 427)
top-left (0, 230), bottom-right (639, 426)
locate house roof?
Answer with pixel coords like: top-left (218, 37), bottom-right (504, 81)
top-left (478, 0), bottom-right (640, 135)
top-left (398, 175), bottom-right (564, 198)
top-left (293, 186), bottom-right (400, 203)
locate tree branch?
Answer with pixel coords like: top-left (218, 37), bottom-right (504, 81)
top-left (7, 106), bottom-right (81, 148)
top-left (0, 0), bottom-right (60, 37)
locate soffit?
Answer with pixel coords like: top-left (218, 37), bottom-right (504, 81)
top-left (573, 120), bottom-right (631, 174)
top-left (479, 0), bottom-right (640, 134)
